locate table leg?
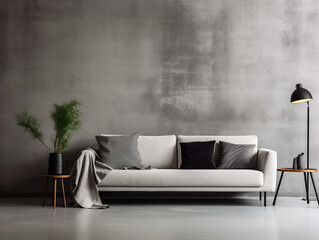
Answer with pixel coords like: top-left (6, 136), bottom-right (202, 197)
top-left (310, 173), bottom-right (319, 206)
top-left (43, 178), bottom-right (48, 207)
top-left (272, 171), bottom-right (284, 205)
top-left (53, 179), bottom-right (57, 209)
top-left (52, 180), bottom-right (54, 206)
top-left (61, 179), bottom-right (66, 208)
top-left (304, 173), bottom-right (309, 203)
top-left (259, 192), bottom-right (262, 201)
top-left (307, 172), bottom-right (310, 204)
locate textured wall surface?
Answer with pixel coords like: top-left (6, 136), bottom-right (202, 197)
top-left (1, 0), bottom-right (319, 196)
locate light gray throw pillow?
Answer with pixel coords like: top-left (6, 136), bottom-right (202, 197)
top-left (217, 141), bottom-right (257, 169)
top-left (95, 133), bottom-right (143, 169)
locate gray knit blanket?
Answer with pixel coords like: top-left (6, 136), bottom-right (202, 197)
top-left (70, 148), bottom-right (112, 209)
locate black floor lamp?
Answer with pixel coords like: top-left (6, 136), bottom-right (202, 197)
top-left (291, 83), bottom-right (314, 203)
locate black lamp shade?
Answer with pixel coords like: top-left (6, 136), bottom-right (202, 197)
top-left (291, 84), bottom-right (313, 104)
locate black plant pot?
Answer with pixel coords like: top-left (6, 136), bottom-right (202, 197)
top-left (48, 153), bottom-right (63, 175)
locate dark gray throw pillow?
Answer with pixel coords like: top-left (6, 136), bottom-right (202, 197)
top-left (95, 133), bottom-right (143, 169)
top-left (180, 141), bottom-right (216, 169)
top-left (217, 141), bottom-right (257, 169)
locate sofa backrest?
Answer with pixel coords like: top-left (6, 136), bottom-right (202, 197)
top-left (100, 134), bottom-right (177, 169)
top-left (99, 134), bottom-right (257, 169)
top-left (137, 135), bottom-right (177, 169)
top-left (177, 135), bottom-right (258, 168)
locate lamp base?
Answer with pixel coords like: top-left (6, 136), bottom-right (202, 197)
top-left (302, 197), bottom-right (317, 201)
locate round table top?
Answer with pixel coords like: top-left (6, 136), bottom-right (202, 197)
top-left (40, 174), bottom-right (71, 178)
top-left (277, 168), bottom-right (318, 173)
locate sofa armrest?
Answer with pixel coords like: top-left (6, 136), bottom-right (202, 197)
top-left (257, 148), bottom-right (277, 192)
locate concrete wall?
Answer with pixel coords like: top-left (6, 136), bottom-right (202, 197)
top-left (1, 0), bottom-right (319, 197)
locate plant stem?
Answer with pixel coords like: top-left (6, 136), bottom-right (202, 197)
top-left (39, 140), bottom-right (53, 152)
top-left (55, 138), bottom-right (59, 153)
top-left (53, 136), bottom-right (57, 153)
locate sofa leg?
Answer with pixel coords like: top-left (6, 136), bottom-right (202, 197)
top-left (259, 192), bottom-right (262, 201)
top-left (264, 192), bottom-right (267, 207)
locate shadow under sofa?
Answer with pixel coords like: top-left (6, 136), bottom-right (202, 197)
top-left (98, 135), bottom-right (277, 206)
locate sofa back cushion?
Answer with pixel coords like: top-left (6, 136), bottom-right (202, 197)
top-left (177, 135), bottom-right (258, 168)
top-left (100, 134), bottom-right (177, 169)
top-left (180, 141), bottom-right (216, 169)
top-left (96, 133), bottom-right (143, 169)
top-left (218, 141), bottom-right (257, 169)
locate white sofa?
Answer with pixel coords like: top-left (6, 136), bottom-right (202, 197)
top-left (98, 135), bottom-right (277, 206)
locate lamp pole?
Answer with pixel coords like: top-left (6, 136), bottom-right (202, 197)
top-left (306, 101), bottom-right (310, 203)
top-left (307, 101), bottom-right (310, 169)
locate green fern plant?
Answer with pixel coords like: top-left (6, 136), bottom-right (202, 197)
top-left (15, 111), bottom-right (52, 152)
top-left (15, 99), bottom-right (82, 153)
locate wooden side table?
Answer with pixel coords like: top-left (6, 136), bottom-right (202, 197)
top-left (41, 174), bottom-right (71, 209)
top-left (272, 168), bottom-right (319, 206)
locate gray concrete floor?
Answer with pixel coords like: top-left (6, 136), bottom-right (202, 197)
top-left (0, 197), bottom-right (319, 240)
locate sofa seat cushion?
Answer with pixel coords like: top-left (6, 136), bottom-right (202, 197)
top-left (98, 169), bottom-right (263, 187)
